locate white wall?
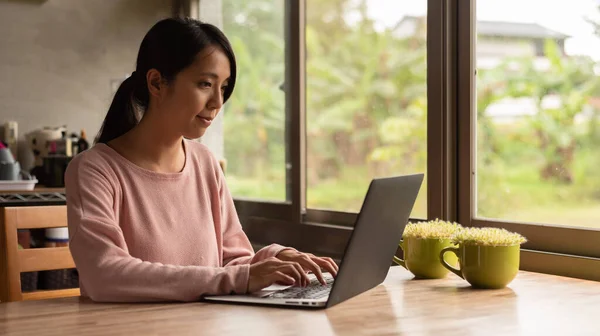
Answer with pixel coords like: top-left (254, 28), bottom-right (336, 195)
top-left (0, 0), bottom-right (171, 168)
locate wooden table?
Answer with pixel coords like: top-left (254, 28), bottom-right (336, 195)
top-left (1, 266), bottom-right (599, 335)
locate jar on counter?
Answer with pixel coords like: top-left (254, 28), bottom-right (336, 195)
top-left (39, 227), bottom-right (78, 290)
top-left (44, 227), bottom-right (69, 247)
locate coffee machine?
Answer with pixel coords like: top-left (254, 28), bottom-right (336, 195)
top-left (25, 126), bottom-right (72, 187)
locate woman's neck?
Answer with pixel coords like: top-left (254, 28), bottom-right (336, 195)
top-left (109, 114), bottom-right (186, 174)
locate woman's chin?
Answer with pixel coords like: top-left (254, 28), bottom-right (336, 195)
top-left (183, 128), bottom-right (207, 140)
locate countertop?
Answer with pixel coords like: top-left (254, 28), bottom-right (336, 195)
top-left (1, 266), bottom-right (599, 335)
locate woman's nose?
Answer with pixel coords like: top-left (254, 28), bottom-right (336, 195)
top-left (207, 90), bottom-right (223, 110)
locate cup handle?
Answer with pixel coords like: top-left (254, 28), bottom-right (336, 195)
top-left (392, 240), bottom-right (406, 269)
top-left (440, 247), bottom-right (463, 279)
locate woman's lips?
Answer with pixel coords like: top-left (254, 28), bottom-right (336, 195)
top-left (196, 115), bottom-right (213, 127)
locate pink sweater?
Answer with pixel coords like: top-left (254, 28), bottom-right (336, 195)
top-left (64, 139), bottom-right (290, 302)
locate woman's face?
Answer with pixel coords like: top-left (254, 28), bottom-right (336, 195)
top-left (158, 46), bottom-right (231, 139)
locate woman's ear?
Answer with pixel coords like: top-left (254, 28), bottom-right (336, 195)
top-left (146, 69), bottom-right (164, 99)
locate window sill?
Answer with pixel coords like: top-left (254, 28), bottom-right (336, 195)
top-left (242, 217), bottom-right (600, 283)
top-left (521, 249), bottom-right (600, 282)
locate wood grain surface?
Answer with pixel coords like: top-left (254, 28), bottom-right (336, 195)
top-left (1, 266), bottom-right (599, 335)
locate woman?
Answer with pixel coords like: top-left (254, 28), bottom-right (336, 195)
top-left (65, 17), bottom-right (338, 303)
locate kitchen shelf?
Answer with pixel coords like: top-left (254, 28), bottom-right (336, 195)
top-left (0, 192), bottom-right (66, 206)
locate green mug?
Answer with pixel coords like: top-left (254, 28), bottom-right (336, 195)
top-left (439, 244), bottom-right (520, 289)
top-left (393, 237), bottom-right (458, 279)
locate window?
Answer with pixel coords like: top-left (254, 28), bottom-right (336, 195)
top-left (474, 1), bottom-right (600, 228)
top-left (305, 1), bottom-right (428, 218)
top-left (458, 0), bottom-right (600, 278)
top-left (220, 0), bottom-right (288, 202)
top-left (199, 0), bottom-right (446, 240)
top-left (212, 0), bottom-right (435, 226)
top-left (198, 0), bottom-right (600, 279)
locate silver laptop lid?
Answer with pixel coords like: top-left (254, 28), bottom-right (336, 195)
top-left (326, 173), bottom-right (424, 308)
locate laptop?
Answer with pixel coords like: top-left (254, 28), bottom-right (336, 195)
top-left (204, 173), bottom-right (424, 309)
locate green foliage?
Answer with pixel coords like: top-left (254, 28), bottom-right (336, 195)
top-left (222, 0), bottom-right (286, 181)
top-left (221, 0), bottom-right (600, 224)
top-left (492, 40), bottom-right (600, 183)
top-left (476, 39), bottom-right (600, 222)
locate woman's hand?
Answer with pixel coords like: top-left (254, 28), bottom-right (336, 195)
top-left (276, 249), bottom-right (339, 285)
top-left (247, 257), bottom-right (311, 293)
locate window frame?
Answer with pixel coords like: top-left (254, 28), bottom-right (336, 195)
top-left (304, 0), bottom-right (451, 225)
top-left (194, 0), bottom-right (297, 222)
top-left (226, 0), bottom-right (452, 226)
top-left (194, 0), bottom-right (457, 255)
top-left (457, 0), bottom-right (600, 280)
top-left (195, 0), bottom-right (600, 281)
top-left (225, 0), bottom-right (305, 224)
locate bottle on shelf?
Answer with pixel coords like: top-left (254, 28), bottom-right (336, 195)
top-left (77, 129), bottom-right (90, 153)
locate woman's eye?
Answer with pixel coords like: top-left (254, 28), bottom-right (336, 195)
top-left (199, 81), bottom-right (212, 88)
top-left (221, 86), bottom-right (228, 92)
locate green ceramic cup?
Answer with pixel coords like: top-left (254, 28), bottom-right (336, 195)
top-left (393, 237), bottom-right (458, 279)
top-left (439, 244), bottom-right (520, 289)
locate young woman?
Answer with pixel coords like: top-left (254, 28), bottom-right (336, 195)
top-left (65, 17), bottom-right (338, 303)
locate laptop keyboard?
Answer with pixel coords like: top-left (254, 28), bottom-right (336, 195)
top-left (269, 274), bottom-right (335, 300)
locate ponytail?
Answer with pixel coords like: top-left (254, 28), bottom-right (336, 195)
top-left (95, 73), bottom-right (139, 144)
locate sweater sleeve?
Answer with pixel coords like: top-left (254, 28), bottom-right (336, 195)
top-left (215, 159), bottom-right (295, 267)
top-left (65, 154), bottom-right (249, 303)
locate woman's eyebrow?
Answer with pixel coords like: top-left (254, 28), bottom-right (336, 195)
top-left (197, 72), bottom-right (230, 81)
top-left (198, 72), bottom-right (219, 78)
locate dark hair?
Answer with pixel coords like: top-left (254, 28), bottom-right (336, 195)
top-left (95, 17), bottom-right (237, 144)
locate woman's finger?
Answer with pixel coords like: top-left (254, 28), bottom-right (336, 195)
top-left (273, 271), bottom-right (296, 286)
top-left (299, 255), bottom-right (326, 285)
top-left (291, 261), bottom-right (311, 287)
top-left (279, 262), bottom-right (304, 287)
top-left (325, 257), bottom-right (339, 273)
top-left (321, 257), bottom-right (339, 274)
top-left (312, 257), bottom-right (338, 277)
